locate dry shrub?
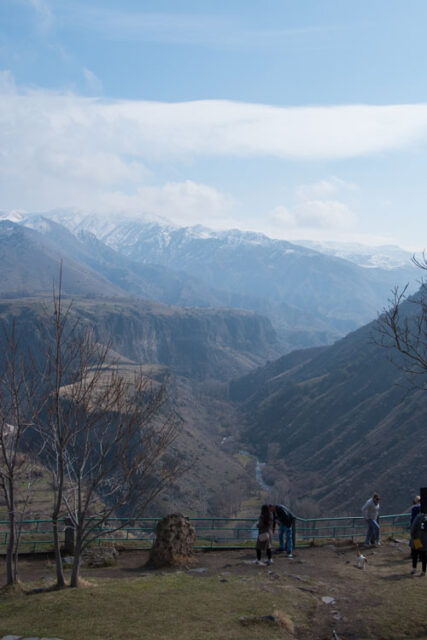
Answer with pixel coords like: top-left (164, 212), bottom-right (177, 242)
top-left (273, 609), bottom-right (295, 634)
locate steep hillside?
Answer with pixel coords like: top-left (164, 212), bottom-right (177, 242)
top-left (0, 296), bottom-right (279, 381)
top-left (0, 220), bottom-right (123, 298)
top-left (230, 293), bottom-right (427, 516)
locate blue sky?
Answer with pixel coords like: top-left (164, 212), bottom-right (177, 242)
top-left (1, 0), bottom-right (427, 249)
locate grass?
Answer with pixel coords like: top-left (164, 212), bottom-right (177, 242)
top-left (1, 543), bottom-right (426, 640)
top-left (0, 573), bottom-right (308, 640)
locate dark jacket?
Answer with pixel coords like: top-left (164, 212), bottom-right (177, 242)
top-left (411, 504), bottom-right (421, 524)
top-left (274, 504), bottom-right (294, 529)
top-left (411, 512), bottom-right (427, 551)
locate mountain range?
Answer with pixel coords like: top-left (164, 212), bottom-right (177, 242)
top-left (0, 209), bottom-right (423, 517)
top-left (1, 210), bottom-right (418, 351)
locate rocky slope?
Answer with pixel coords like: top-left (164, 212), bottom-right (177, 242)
top-left (230, 292), bottom-right (427, 516)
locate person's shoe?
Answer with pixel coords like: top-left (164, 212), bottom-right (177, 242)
top-left (375, 542), bottom-right (381, 546)
top-left (411, 568), bottom-right (416, 575)
top-left (266, 559), bottom-right (273, 565)
top-left (420, 571), bottom-right (426, 577)
top-left (287, 553), bottom-right (293, 558)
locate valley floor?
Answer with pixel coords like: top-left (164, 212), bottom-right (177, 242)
top-left (0, 540), bottom-right (426, 640)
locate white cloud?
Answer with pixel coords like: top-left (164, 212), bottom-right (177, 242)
top-left (2, 78), bottom-right (427, 229)
top-left (26, 0), bottom-right (53, 30)
top-left (270, 176), bottom-right (358, 235)
top-left (83, 68), bottom-right (103, 95)
top-left (3, 87), bottom-right (427, 164)
top-left (57, 4), bottom-right (336, 48)
top-left (295, 177), bottom-right (357, 201)
top-left (0, 70), bottom-right (16, 94)
top-left (94, 180), bottom-right (235, 227)
top-left (271, 200), bottom-right (356, 230)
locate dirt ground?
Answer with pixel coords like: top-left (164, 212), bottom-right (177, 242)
top-left (2, 539), bottom-right (427, 639)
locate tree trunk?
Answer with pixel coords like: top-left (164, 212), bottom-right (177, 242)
top-left (6, 512), bottom-right (15, 585)
top-left (52, 515), bottom-right (65, 588)
top-left (5, 481), bottom-right (16, 586)
top-left (70, 537), bottom-right (82, 588)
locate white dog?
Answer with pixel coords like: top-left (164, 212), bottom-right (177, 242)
top-left (356, 544), bottom-right (367, 569)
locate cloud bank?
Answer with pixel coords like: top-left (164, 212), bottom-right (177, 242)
top-left (2, 76), bottom-right (427, 227)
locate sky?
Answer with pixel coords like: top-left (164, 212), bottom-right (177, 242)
top-left (1, 0), bottom-right (427, 250)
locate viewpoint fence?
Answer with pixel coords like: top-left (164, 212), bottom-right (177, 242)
top-left (0, 513), bottom-right (411, 554)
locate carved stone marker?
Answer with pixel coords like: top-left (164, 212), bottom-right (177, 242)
top-left (148, 513), bottom-right (196, 568)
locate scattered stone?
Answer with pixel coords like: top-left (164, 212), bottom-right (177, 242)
top-left (220, 571), bottom-right (231, 576)
top-left (331, 610), bottom-right (342, 620)
top-left (282, 572), bottom-right (309, 582)
top-left (188, 567), bottom-right (207, 574)
top-left (321, 596), bottom-right (336, 605)
top-left (240, 610), bottom-right (294, 633)
top-left (147, 513), bottom-right (196, 569)
top-left (298, 586), bottom-right (316, 594)
top-left (267, 571), bottom-right (281, 580)
top-left (82, 546), bottom-right (118, 568)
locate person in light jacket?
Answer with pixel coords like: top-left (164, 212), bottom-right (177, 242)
top-left (362, 493), bottom-right (380, 546)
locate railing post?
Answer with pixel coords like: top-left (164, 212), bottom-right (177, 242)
top-left (63, 517), bottom-right (75, 555)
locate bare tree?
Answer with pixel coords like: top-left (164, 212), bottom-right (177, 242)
top-left (376, 253), bottom-right (427, 390)
top-left (0, 323), bottom-right (41, 586)
top-left (38, 271), bottom-right (184, 588)
top-left (63, 369), bottom-right (181, 587)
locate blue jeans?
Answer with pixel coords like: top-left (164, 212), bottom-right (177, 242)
top-left (365, 518), bottom-right (380, 544)
top-left (279, 523), bottom-right (293, 554)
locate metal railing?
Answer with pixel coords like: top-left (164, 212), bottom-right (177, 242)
top-left (0, 512), bottom-right (411, 554)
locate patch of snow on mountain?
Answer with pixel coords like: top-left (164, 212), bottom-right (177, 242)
top-left (297, 240), bottom-right (414, 270)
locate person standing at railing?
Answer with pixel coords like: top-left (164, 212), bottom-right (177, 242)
top-left (362, 493), bottom-right (380, 546)
top-left (270, 504), bottom-right (295, 558)
top-left (255, 504), bottom-right (274, 565)
top-left (410, 507), bottom-right (427, 576)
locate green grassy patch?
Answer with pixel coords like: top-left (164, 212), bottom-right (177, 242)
top-left (0, 573), bottom-right (305, 640)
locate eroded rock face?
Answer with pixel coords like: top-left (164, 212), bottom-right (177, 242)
top-left (148, 513), bottom-right (196, 568)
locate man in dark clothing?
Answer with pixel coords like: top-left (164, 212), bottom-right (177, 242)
top-left (269, 504), bottom-right (295, 557)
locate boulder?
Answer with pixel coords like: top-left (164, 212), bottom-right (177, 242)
top-left (148, 513), bottom-right (196, 568)
top-left (82, 545), bottom-right (118, 568)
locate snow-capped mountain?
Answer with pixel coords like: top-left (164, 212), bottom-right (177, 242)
top-left (0, 208), bottom-right (419, 351)
top-left (297, 239), bottom-right (415, 270)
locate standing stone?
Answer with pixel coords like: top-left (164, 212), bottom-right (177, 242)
top-left (147, 513), bottom-right (196, 568)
